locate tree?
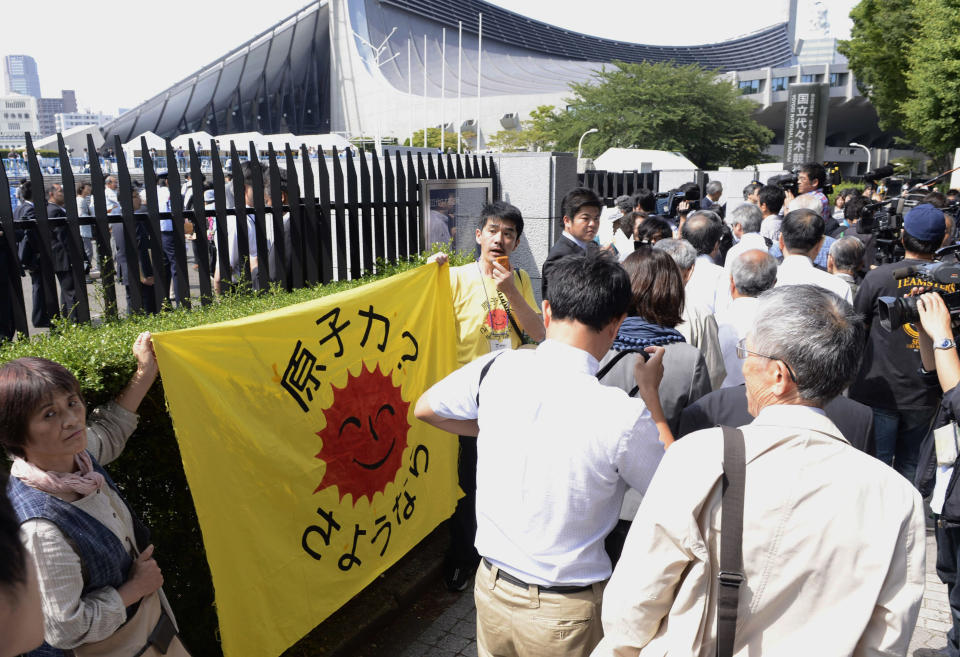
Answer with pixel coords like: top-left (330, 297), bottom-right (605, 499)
top-left (544, 61), bottom-right (773, 168)
top-left (900, 0), bottom-right (960, 159)
top-left (837, 0), bottom-right (918, 135)
top-left (485, 105), bottom-right (560, 152)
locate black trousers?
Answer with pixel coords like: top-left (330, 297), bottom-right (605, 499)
top-left (447, 435), bottom-right (481, 569)
top-left (30, 269), bottom-right (79, 327)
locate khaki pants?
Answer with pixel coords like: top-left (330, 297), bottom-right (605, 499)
top-left (474, 560), bottom-right (604, 657)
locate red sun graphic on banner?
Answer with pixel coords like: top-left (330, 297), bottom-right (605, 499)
top-left (314, 364), bottom-right (411, 505)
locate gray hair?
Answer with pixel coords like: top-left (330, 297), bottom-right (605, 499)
top-left (705, 180), bottom-right (723, 196)
top-left (727, 203), bottom-right (763, 233)
top-left (829, 236), bottom-right (865, 273)
top-left (789, 193), bottom-right (822, 213)
top-left (731, 250), bottom-right (777, 296)
top-left (751, 285), bottom-right (865, 404)
top-left (614, 194), bottom-right (633, 214)
top-left (653, 238), bottom-right (697, 272)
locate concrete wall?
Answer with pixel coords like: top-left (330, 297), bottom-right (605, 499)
top-left (474, 151), bottom-right (577, 304)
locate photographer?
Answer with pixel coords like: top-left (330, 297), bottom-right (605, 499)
top-left (914, 291), bottom-right (960, 656)
top-left (797, 162), bottom-right (831, 224)
top-left (849, 204), bottom-right (948, 482)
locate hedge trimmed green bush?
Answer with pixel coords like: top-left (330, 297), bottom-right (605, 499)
top-left (0, 252), bottom-right (473, 655)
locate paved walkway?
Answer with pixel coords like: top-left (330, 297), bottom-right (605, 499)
top-left (399, 530), bottom-right (952, 657)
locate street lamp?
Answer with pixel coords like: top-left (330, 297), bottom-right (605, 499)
top-left (849, 142), bottom-right (871, 176)
top-left (577, 128), bottom-right (599, 160)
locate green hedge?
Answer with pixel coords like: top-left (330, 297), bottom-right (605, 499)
top-left (0, 252), bottom-right (473, 655)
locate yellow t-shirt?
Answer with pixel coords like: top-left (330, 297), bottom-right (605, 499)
top-left (450, 262), bottom-right (540, 366)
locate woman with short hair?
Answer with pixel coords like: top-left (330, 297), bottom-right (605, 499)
top-left (1, 332), bottom-right (189, 657)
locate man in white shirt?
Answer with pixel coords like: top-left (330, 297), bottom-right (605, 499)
top-left (415, 253), bottom-right (671, 657)
top-left (775, 209), bottom-right (853, 303)
top-left (758, 184), bottom-right (785, 246)
top-left (595, 284), bottom-right (925, 656)
top-left (716, 249), bottom-right (777, 388)
top-left (723, 204), bottom-right (767, 272)
top-left (681, 212), bottom-right (726, 314)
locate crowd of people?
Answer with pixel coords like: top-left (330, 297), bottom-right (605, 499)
top-left (420, 163), bottom-right (960, 656)
top-left (6, 158), bottom-right (960, 656)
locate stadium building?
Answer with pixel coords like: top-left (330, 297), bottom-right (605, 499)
top-left (101, 0), bottom-right (914, 175)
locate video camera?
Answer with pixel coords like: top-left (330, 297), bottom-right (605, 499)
top-left (878, 244), bottom-right (960, 330)
top-left (654, 185), bottom-right (701, 219)
top-left (766, 166), bottom-right (842, 197)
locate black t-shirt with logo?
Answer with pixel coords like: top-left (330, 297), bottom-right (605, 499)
top-left (848, 258), bottom-right (945, 410)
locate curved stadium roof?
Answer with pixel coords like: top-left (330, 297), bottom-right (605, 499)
top-left (101, 0), bottom-right (793, 144)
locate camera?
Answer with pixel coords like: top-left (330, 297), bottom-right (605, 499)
top-left (654, 186), bottom-right (700, 219)
top-left (878, 244), bottom-right (960, 330)
top-left (767, 172), bottom-right (798, 197)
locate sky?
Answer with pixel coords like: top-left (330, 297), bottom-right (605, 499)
top-left (2, 0), bottom-right (858, 117)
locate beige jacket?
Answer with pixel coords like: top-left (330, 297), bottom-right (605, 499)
top-left (593, 404), bottom-right (926, 657)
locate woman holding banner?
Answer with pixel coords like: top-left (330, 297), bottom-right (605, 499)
top-left (0, 332), bottom-right (190, 657)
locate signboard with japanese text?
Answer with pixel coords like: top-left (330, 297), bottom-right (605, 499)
top-left (152, 264), bottom-right (459, 657)
top-left (783, 83), bottom-right (829, 167)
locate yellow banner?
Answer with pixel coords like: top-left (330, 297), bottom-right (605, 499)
top-left (152, 264), bottom-right (459, 657)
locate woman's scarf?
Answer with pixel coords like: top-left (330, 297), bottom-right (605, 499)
top-left (11, 450), bottom-right (105, 497)
top-left (611, 315), bottom-right (686, 351)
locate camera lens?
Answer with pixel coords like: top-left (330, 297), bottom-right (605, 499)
top-left (878, 296), bottom-right (919, 331)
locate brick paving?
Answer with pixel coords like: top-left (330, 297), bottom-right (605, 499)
top-left (909, 531), bottom-right (951, 655)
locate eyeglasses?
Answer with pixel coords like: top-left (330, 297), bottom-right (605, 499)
top-left (736, 337), bottom-right (798, 383)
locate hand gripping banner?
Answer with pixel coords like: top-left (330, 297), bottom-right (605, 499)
top-left (152, 264), bottom-right (459, 657)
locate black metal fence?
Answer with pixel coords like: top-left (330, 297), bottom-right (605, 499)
top-left (578, 170), bottom-right (660, 206)
top-left (0, 133), bottom-right (496, 337)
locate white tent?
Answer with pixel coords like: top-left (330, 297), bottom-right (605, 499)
top-left (122, 130), bottom-right (166, 154)
top-left (170, 131), bottom-right (214, 150)
top-left (34, 124), bottom-right (104, 155)
top-left (593, 148), bottom-right (697, 172)
top-left (259, 133), bottom-right (299, 151)
top-left (212, 132), bottom-right (265, 154)
top-left (297, 133), bottom-right (354, 152)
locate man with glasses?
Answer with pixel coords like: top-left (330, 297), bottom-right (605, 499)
top-left (596, 284), bottom-right (924, 655)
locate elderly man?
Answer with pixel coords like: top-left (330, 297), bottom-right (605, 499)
top-left (774, 209), bottom-right (852, 302)
top-left (701, 180), bottom-right (723, 213)
top-left (723, 204), bottom-right (767, 274)
top-left (716, 249), bottom-right (777, 388)
top-left (595, 285), bottom-right (925, 656)
top-left (655, 238), bottom-right (726, 389)
top-left (416, 253), bottom-right (669, 657)
top-left (828, 236), bottom-right (865, 298)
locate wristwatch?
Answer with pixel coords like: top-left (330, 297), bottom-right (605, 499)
top-left (933, 337), bottom-right (956, 350)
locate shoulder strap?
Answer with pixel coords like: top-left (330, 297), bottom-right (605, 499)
top-left (717, 426), bottom-right (746, 657)
top-left (595, 349), bottom-right (645, 381)
top-left (475, 352), bottom-right (505, 407)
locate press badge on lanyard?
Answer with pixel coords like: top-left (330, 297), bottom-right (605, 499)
top-left (489, 336), bottom-right (512, 352)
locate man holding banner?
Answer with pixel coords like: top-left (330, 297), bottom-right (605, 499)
top-left (429, 201), bottom-right (545, 592)
top-left (416, 253), bottom-right (671, 657)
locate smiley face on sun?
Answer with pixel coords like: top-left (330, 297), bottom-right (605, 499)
top-left (314, 363), bottom-right (411, 505)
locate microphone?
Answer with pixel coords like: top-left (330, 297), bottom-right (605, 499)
top-left (893, 265), bottom-right (919, 279)
top-left (864, 164), bottom-right (895, 181)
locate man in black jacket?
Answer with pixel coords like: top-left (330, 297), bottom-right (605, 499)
top-left (541, 187), bottom-right (601, 300)
top-left (678, 384), bottom-right (875, 456)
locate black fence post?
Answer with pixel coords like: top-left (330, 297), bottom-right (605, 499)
top-left (267, 144), bottom-right (289, 291)
top-left (24, 135), bottom-right (61, 323)
top-left (315, 149), bottom-right (333, 284)
top-left (85, 134), bottom-right (117, 316)
top-left (371, 151), bottom-right (385, 264)
top-left (55, 135), bottom-right (91, 322)
top-left (298, 145), bottom-right (321, 285)
top-left (285, 145), bottom-right (305, 289)
top-left (384, 153), bottom-right (397, 264)
top-left (358, 150), bottom-right (373, 274)
top-left (184, 139), bottom-right (211, 304)
top-left (330, 147), bottom-right (348, 280)
top-left (113, 137), bottom-right (144, 313)
top-left (345, 148), bottom-right (360, 280)
top-left (209, 140), bottom-right (233, 292)
top-left (0, 158), bottom-right (28, 336)
top-left (229, 142), bottom-right (252, 286)
top-left (395, 152), bottom-right (408, 260)
top-left (140, 140), bottom-right (172, 311)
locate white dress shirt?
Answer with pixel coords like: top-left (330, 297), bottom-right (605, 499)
top-left (426, 339), bottom-right (665, 586)
top-left (775, 254), bottom-right (853, 302)
top-left (685, 255), bottom-right (726, 315)
top-left (723, 232), bottom-right (769, 272)
top-left (595, 405), bottom-right (925, 656)
top-left (715, 296), bottom-right (760, 388)
top-left (760, 215), bottom-right (782, 244)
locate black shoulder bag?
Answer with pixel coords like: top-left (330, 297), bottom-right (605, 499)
top-left (717, 426), bottom-right (746, 657)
